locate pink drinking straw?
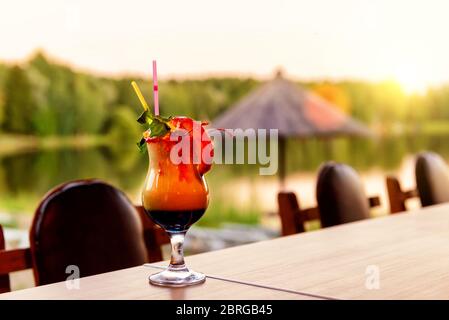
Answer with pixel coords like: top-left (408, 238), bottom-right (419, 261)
top-left (152, 60), bottom-right (159, 115)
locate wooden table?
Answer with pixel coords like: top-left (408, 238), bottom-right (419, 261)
top-left (2, 203), bottom-right (449, 299)
top-left (0, 265), bottom-right (315, 300)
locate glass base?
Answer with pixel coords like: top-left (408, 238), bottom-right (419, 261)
top-left (149, 265), bottom-right (206, 287)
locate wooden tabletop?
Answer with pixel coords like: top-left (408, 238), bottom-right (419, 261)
top-left (3, 203), bottom-right (449, 299)
top-left (0, 265), bottom-right (317, 300)
top-left (170, 202), bottom-right (449, 299)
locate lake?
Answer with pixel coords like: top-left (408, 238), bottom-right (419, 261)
top-left (1, 134), bottom-right (449, 232)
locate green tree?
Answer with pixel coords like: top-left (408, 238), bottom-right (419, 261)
top-left (73, 74), bottom-right (108, 134)
top-left (0, 64), bottom-right (7, 127)
top-left (107, 105), bottom-right (142, 144)
top-left (26, 65), bottom-right (59, 136)
top-left (29, 52), bottom-right (77, 135)
top-left (3, 66), bottom-right (35, 133)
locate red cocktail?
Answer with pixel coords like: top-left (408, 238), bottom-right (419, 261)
top-left (142, 116), bottom-right (213, 286)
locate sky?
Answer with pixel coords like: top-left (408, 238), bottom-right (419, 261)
top-left (1, 0), bottom-right (449, 92)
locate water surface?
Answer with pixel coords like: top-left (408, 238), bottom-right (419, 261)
top-left (1, 134), bottom-right (448, 230)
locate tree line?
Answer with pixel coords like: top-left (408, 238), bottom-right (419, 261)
top-left (0, 52), bottom-right (448, 139)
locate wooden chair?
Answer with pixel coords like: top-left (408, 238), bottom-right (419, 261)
top-left (386, 151), bottom-right (449, 213)
top-left (385, 176), bottom-right (418, 213)
top-left (0, 179), bottom-right (169, 292)
top-left (278, 162), bottom-right (381, 236)
top-left (316, 162), bottom-right (381, 227)
top-left (0, 226), bottom-right (32, 293)
top-left (0, 225), bottom-right (11, 293)
top-left (0, 225), bottom-right (5, 293)
top-left (135, 206), bottom-right (169, 262)
top-left (415, 151), bottom-right (449, 207)
top-left (277, 192), bottom-right (320, 236)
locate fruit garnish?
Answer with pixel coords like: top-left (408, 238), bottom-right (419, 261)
top-left (136, 109), bottom-right (174, 152)
top-left (130, 81), bottom-right (173, 152)
top-left (168, 117), bottom-right (214, 175)
top-left (131, 81), bottom-right (213, 174)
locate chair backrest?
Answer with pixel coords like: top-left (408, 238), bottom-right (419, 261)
top-left (30, 179), bottom-right (148, 286)
top-left (316, 162), bottom-right (370, 228)
top-left (415, 152), bottom-right (449, 207)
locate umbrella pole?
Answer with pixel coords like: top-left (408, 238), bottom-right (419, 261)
top-left (279, 136), bottom-right (286, 189)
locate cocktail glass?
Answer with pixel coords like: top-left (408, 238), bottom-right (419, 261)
top-left (142, 126), bottom-right (210, 287)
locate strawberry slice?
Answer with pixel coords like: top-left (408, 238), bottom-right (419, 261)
top-left (169, 116), bottom-right (213, 175)
top-left (169, 116), bottom-right (194, 132)
top-left (198, 126), bottom-right (213, 175)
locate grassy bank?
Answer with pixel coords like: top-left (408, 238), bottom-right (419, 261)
top-left (197, 201), bottom-right (261, 228)
top-left (0, 134), bottom-right (109, 156)
top-left (412, 121), bottom-right (449, 135)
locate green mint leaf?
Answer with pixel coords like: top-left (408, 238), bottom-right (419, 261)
top-left (136, 110), bottom-right (171, 138)
top-left (135, 102), bottom-right (173, 151)
top-left (155, 115), bottom-right (172, 123)
top-left (137, 110), bottom-right (155, 124)
top-left (137, 110), bottom-right (148, 124)
top-left (148, 118), bottom-right (170, 137)
top-left (137, 137), bottom-right (147, 153)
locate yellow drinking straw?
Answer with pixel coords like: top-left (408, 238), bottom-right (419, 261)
top-left (131, 81), bottom-right (149, 111)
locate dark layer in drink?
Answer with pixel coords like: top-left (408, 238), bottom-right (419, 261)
top-left (145, 208), bottom-right (206, 233)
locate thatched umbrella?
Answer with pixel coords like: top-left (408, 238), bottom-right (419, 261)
top-left (213, 71), bottom-right (371, 188)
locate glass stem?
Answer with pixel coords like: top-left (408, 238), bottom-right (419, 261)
top-left (168, 232), bottom-right (187, 271)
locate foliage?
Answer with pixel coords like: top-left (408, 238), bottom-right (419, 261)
top-left (3, 66), bottom-right (35, 133)
top-left (0, 52), bottom-right (261, 138)
top-left (1, 51), bottom-right (449, 138)
top-left (313, 82), bottom-right (350, 114)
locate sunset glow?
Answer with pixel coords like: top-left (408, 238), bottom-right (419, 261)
top-left (393, 65), bottom-right (428, 94)
top-left (1, 0), bottom-right (449, 88)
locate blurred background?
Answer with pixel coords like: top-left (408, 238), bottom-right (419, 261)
top-left (2, 0), bottom-right (449, 266)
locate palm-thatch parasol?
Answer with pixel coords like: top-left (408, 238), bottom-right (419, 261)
top-left (213, 71), bottom-right (371, 188)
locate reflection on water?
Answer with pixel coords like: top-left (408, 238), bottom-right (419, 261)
top-left (0, 146), bottom-right (148, 228)
top-left (1, 134), bottom-right (449, 230)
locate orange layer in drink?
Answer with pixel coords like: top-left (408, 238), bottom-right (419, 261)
top-left (142, 138), bottom-right (209, 212)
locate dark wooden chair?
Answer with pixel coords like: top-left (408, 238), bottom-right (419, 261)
top-left (135, 206), bottom-right (169, 263)
top-left (317, 162), bottom-right (380, 227)
top-left (278, 162), bottom-right (381, 236)
top-left (0, 179), bottom-right (169, 292)
top-left (415, 151), bottom-right (449, 207)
